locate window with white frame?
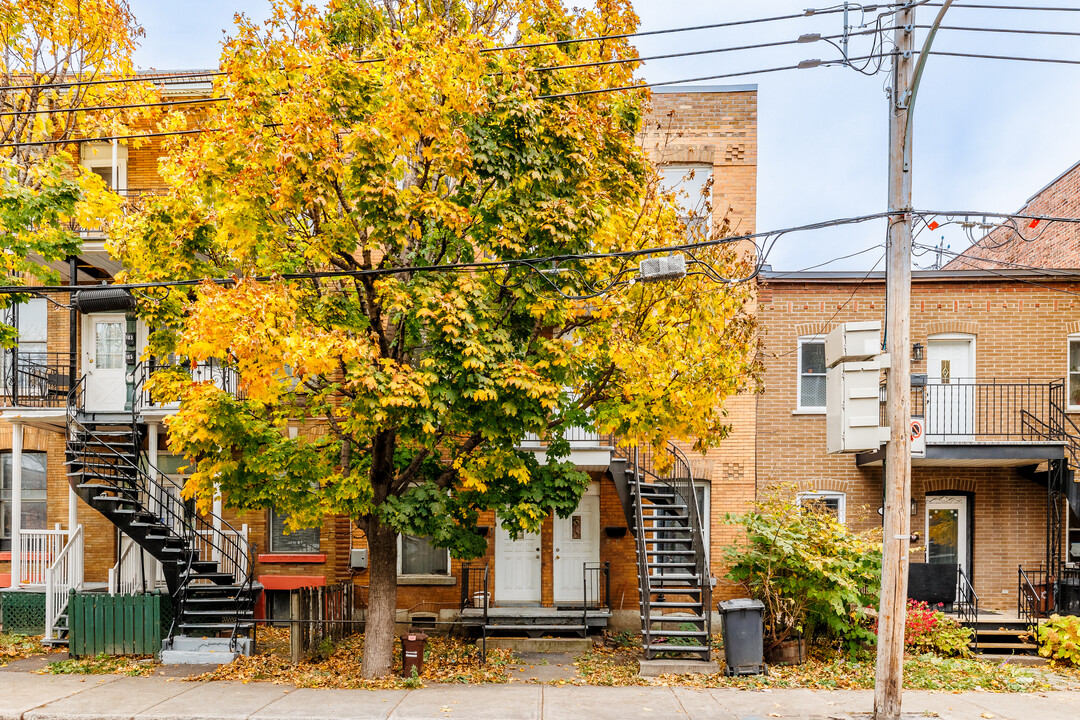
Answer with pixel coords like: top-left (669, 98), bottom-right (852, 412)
top-left (659, 165), bottom-right (712, 237)
top-left (797, 336), bottom-right (827, 411)
top-left (1069, 336), bottom-right (1080, 409)
top-left (269, 508), bottom-right (321, 553)
top-left (398, 534), bottom-right (450, 576)
top-left (80, 142), bottom-right (128, 192)
top-left (0, 452), bottom-right (47, 551)
top-left (798, 490), bottom-right (846, 523)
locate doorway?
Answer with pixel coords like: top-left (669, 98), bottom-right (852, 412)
top-left (494, 521), bottom-right (541, 604)
top-left (926, 495), bottom-right (970, 582)
top-left (926, 335), bottom-right (975, 441)
top-left (82, 314), bottom-right (128, 412)
top-left (553, 486), bottom-right (600, 605)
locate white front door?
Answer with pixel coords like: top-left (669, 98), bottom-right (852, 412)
top-left (494, 522), bottom-right (541, 604)
top-left (553, 487), bottom-right (600, 604)
top-left (83, 314), bottom-right (127, 411)
top-left (926, 337), bottom-right (975, 441)
top-left (926, 495), bottom-right (970, 582)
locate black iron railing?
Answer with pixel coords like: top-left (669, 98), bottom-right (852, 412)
top-left (459, 562), bottom-right (489, 661)
top-left (955, 566), bottom-right (979, 651)
top-left (1018, 564), bottom-right (1053, 627)
top-left (880, 378), bottom-right (1069, 443)
top-left (133, 358), bottom-right (242, 411)
top-left (1, 351), bottom-right (76, 408)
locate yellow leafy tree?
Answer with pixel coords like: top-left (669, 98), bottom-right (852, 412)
top-left (113, 0), bottom-right (760, 677)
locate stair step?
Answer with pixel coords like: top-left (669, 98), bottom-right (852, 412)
top-left (646, 629), bottom-right (707, 637)
top-left (643, 643), bottom-right (709, 653)
top-left (648, 562), bottom-right (696, 568)
top-left (648, 601), bottom-right (703, 609)
top-left (482, 624), bottom-right (586, 632)
top-left (645, 550), bottom-right (695, 555)
top-left (975, 642), bottom-right (1038, 650)
top-left (649, 614), bottom-right (707, 622)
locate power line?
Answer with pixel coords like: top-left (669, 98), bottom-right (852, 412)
top-left (0, 4), bottom-right (873, 95)
top-left (928, 50), bottom-right (1080, 66)
top-left (924, 3), bottom-right (1080, 11)
top-left (914, 243), bottom-right (1080, 298)
top-left (924, 24), bottom-right (1080, 39)
top-left (0, 95), bottom-right (228, 118)
top-left (538, 55), bottom-right (884, 100)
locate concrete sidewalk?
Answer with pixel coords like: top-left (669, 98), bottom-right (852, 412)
top-left (2, 674), bottom-right (1080, 720)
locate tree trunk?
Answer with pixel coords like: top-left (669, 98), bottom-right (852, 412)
top-left (361, 513), bottom-right (398, 678)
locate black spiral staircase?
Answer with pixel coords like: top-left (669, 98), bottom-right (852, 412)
top-left (611, 442), bottom-right (712, 661)
top-left (64, 374), bottom-right (258, 650)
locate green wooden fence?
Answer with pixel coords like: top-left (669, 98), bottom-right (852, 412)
top-left (68, 590), bottom-right (163, 657)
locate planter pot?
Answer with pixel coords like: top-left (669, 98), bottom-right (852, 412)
top-left (765, 638), bottom-right (806, 666)
top-left (472, 591), bottom-right (489, 609)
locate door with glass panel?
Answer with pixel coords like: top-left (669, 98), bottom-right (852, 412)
top-left (83, 314), bottom-right (127, 411)
top-left (926, 495), bottom-right (969, 582)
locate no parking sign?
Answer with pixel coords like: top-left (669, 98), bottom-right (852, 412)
top-left (910, 416), bottom-right (925, 458)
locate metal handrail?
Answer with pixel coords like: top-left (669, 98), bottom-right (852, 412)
top-left (67, 375), bottom-right (251, 644)
top-left (955, 565), bottom-right (979, 651)
top-left (1, 350), bottom-right (76, 408)
top-left (1018, 564), bottom-right (1050, 628)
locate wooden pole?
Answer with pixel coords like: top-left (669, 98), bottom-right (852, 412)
top-left (875, 5), bottom-right (916, 719)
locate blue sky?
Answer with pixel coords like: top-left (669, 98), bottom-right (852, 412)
top-left (128, 1), bottom-right (1080, 271)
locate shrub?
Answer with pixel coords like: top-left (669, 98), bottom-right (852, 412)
top-left (1034, 614), bottom-right (1080, 666)
top-left (904, 600), bottom-right (972, 657)
top-left (723, 484), bottom-right (882, 654)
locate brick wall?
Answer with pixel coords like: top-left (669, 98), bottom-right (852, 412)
top-left (759, 272), bottom-right (1080, 610)
top-left (944, 160), bottom-right (1080, 270)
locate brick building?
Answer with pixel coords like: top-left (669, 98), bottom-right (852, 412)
top-left (945, 159), bottom-right (1080, 271)
top-left (0, 83), bottom-right (760, 656)
top-left (757, 266), bottom-right (1080, 614)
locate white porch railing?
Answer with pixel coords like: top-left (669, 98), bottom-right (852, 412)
top-left (108, 539), bottom-right (149, 595)
top-left (44, 525), bottom-right (84, 642)
top-left (18, 525), bottom-right (70, 586)
top-left (194, 525), bottom-right (249, 580)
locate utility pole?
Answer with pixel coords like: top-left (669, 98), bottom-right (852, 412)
top-left (875, 2), bottom-right (915, 718)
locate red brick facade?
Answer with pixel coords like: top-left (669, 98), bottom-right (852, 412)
top-left (944, 160), bottom-right (1080, 271)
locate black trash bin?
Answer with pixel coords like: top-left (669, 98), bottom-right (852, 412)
top-left (718, 598), bottom-right (766, 676)
top-left (400, 632), bottom-right (428, 677)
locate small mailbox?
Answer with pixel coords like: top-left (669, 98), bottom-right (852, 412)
top-left (825, 321), bottom-right (881, 368)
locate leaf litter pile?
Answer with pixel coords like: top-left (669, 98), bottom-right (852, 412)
top-left (567, 643), bottom-right (1080, 692)
top-left (195, 628), bottom-right (515, 688)
top-left (0, 633), bottom-right (60, 667)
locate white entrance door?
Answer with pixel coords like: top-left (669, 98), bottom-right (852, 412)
top-left (926, 495), bottom-right (970, 582)
top-left (926, 337), bottom-right (975, 441)
top-left (83, 314), bottom-right (127, 411)
top-left (494, 522), bottom-right (541, 604)
top-left (553, 487), bottom-right (600, 604)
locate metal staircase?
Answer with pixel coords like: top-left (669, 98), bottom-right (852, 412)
top-left (611, 442), bottom-right (712, 660)
top-left (61, 376), bottom-right (258, 650)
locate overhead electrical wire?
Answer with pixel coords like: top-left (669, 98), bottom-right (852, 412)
top-left (0, 95), bottom-right (229, 118)
top-left (0, 3), bottom-right (878, 94)
top-left (922, 24), bottom-right (1080, 39)
top-left (928, 50), bottom-right (1080, 66)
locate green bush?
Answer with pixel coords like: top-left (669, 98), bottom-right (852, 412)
top-left (1034, 614), bottom-right (1080, 666)
top-left (904, 600), bottom-right (972, 657)
top-left (723, 485), bottom-right (882, 654)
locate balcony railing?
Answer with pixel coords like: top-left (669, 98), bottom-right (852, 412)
top-left (0, 351), bottom-right (75, 409)
top-left (134, 358), bottom-right (242, 412)
top-left (879, 378), bottom-right (1068, 444)
top-left (518, 426), bottom-right (612, 449)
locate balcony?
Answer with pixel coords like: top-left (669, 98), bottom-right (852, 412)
top-left (518, 426), bottom-right (614, 471)
top-left (857, 378), bottom-right (1071, 467)
top-left (0, 351), bottom-right (75, 409)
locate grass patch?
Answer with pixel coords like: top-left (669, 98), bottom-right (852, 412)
top-left (193, 630), bottom-right (516, 688)
top-left (42, 654), bottom-right (156, 676)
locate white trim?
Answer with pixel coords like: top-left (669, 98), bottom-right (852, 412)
top-left (1068, 334), bottom-right (1080, 412)
top-left (796, 335), bottom-right (827, 412)
top-left (925, 495), bottom-right (969, 580)
top-left (797, 490), bottom-right (847, 524)
top-left (396, 534), bottom-right (450, 577)
top-left (8, 423), bottom-right (21, 589)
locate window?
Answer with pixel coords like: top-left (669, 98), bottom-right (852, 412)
top-left (659, 165), bottom-right (712, 236)
top-left (398, 534), bottom-right (449, 576)
top-left (798, 490), bottom-right (846, 523)
top-left (0, 452), bottom-right (47, 551)
top-left (2, 299), bottom-right (48, 392)
top-left (797, 336), bottom-right (827, 411)
top-left (80, 142), bottom-right (128, 192)
top-left (268, 508), bottom-right (321, 553)
top-left (1069, 337), bottom-right (1080, 409)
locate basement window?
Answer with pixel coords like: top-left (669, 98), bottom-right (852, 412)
top-left (798, 490), bottom-right (846, 523)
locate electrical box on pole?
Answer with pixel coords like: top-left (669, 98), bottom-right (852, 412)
top-left (825, 322), bottom-right (889, 454)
